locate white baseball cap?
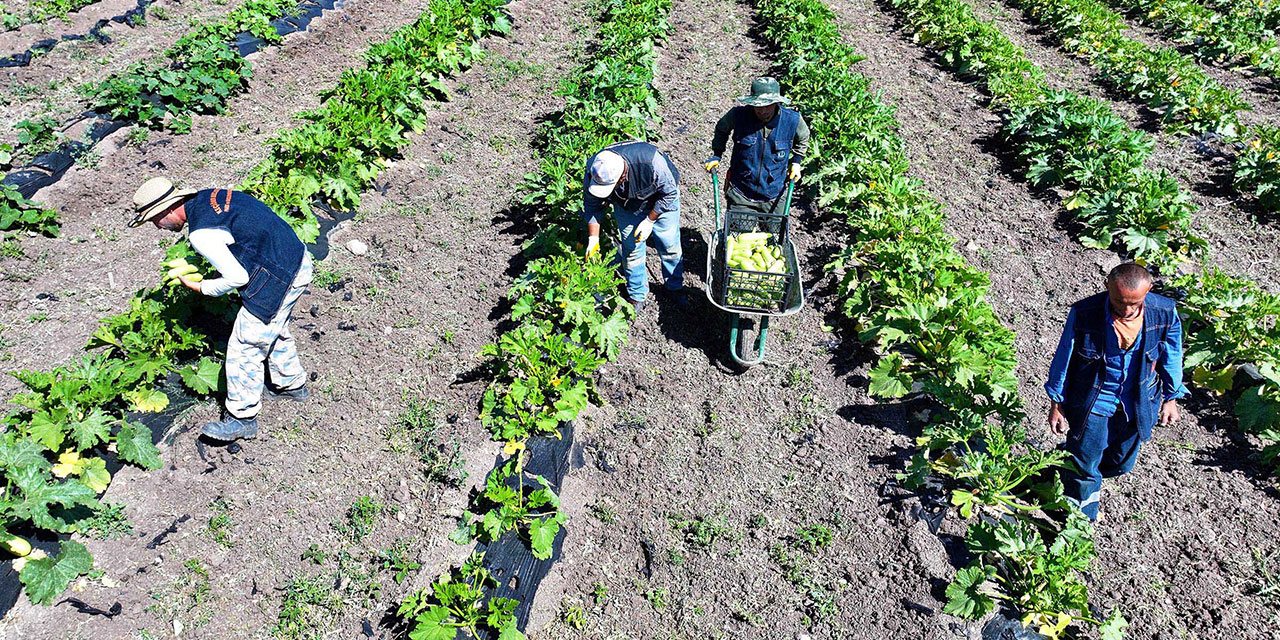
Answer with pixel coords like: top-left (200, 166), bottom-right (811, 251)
top-left (587, 150), bottom-right (624, 198)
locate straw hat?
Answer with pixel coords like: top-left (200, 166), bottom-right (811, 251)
top-left (129, 177), bottom-right (196, 227)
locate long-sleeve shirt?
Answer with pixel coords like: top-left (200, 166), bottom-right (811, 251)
top-left (189, 228), bottom-right (248, 297)
top-left (582, 146), bottom-right (680, 226)
top-left (710, 108), bottom-right (811, 159)
top-left (1044, 306), bottom-right (1188, 417)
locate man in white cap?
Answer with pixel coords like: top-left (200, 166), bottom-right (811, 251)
top-left (705, 77), bottom-right (809, 220)
top-left (129, 178), bottom-right (313, 442)
top-left (583, 140), bottom-right (687, 311)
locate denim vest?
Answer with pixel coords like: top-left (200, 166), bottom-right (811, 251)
top-left (1061, 292), bottom-right (1177, 440)
top-left (591, 140), bottom-right (679, 212)
top-left (728, 105), bottom-right (800, 201)
top-left (186, 189), bottom-right (304, 324)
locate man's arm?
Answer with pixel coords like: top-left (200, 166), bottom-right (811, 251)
top-left (189, 229), bottom-right (249, 296)
top-left (650, 151), bottom-right (680, 220)
top-left (710, 109), bottom-right (734, 158)
top-left (1160, 310), bottom-right (1189, 401)
top-left (1045, 307), bottom-right (1077, 436)
top-left (791, 113), bottom-right (810, 160)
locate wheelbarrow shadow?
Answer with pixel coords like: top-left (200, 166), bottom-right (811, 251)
top-left (652, 227), bottom-right (740, 370)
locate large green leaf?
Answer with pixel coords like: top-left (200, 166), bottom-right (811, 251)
top-left (19, 540), bottom-right (94, 605)
top-left (528, 516), bottom-right (559, 560)
top-left (180, 357), bottom-right (222, 395)
top-left (869, 353), bottom-right (911, 398)
top-left (1100, 609), bottom-right (1128, 640)
top-left (115, 422), bottom-right (162, 470)
top-left (943, 564), bottom-right (995, 620)
top-left (408, 606), bottom-right (456, 640)
top-left (68, 409), bottom-right (112, 452)
top-left (10, 466), bottom-right (98, 532)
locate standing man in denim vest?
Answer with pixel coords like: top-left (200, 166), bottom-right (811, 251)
top-left (1044, 263), bottom-right (1187, 521)
top-left (704, 77), bottom-right (810, 223)
top-left (583, 140), bottom-right (687, 312)
top-left (130, 178), bottom-right (313, 442)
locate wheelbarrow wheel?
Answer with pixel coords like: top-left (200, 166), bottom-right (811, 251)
top-left (728, 314), bottom-right (771, 369)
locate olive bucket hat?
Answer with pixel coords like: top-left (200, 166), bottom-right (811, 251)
top-left (129, 177), bottom-right (196, 227)
top-left (737, 76), bottom-right (790, 107)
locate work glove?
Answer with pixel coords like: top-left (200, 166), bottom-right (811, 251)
top-left (585, 235), bottom-right (600, 259)
top-left (789, 162), bottom-right (802, 182)
top-left (704, 156), bottom-right (720, 172)
top-left (634, 217), bottom-right (656, 243)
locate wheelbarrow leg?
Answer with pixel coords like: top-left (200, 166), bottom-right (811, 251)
top-left (729, 315), bottom-right (771, 367)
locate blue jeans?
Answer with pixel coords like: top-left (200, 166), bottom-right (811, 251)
top-left (614, 207), bottom-right (683, 301)
top-left (1062, 410), bottom-right (1143, 520)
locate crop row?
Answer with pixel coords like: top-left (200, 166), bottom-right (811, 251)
top-left (240, 0), bottom-right (511, 241)
top-left (1103, 0), bottom-right (1280, 80)
top-left (1, 0), bottom-right (98, 31)
top-left (394, 0), bottom-right (674, 636)
top-left (753, 0), bottom-right (1126, 635)
top-left (998, 0), bottom-right (1280, 213)
top-left (891, 0), bottom-right (1280, 478)
top-left (0, 0), bottom-right (509, 608)
top-left (894, 0), bottom-right (1201, 266)
top-left (84, 0), bottom-right (299, 132)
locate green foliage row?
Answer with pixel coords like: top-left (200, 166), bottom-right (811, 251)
top-left (1, 0), bottom-right (99, 31)
top-left (478, 0), bottom-right (669, 448)
top-left (2, 242), bottom-right (233, 605)
top-left (754, 0), bottom-right (1125, 635)
top-left (398, 2), bottom-right (671, 636)
top-left (241, 0), bottom-right (512, 242)
top-left (83, 0), bottom-right (300, 132)
top-left (1104, 0), bottom-right (1280, 78)
top-left (891, 0), bottom-right (1203, 266)
top-left (1002, 0), bottom-right (1280, 214)
top-left (1172, 269), bottom-right (1280, 470)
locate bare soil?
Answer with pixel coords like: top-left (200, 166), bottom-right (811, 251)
top-left (2, 0), bottom-right (1280, 638)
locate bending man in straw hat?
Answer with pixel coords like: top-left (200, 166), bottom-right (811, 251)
top-left (130, 178), bottom-right (313, 442)
top-left (583, 140), bottom-right (687, 313)
top-left (705, 77), bottom-right (810, 220)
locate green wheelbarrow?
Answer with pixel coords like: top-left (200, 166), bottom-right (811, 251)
top-left (703, 171), bottom-right (805, 367)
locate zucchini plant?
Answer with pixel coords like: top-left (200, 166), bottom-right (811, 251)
top-left (397, 552), bottom-right (525, 639)
top-left (450, 454), bottom-right (565, 560)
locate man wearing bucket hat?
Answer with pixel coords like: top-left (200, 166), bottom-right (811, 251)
top-left (130, 177), bottom-right (313, 442)
top-left (583, 140), bottom-right (687, 312)
top-left (706, 77), bottom-right (810, 218)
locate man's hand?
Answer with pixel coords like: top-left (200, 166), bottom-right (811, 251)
top-left (1159, 400), bottom-right (1180, 426)
top-left (1047, 402), bottom-right (1069, 437)
top-left (178, 275), bottom-right (203, 293)
top-left (789, 162), bottom-right (802, 182)
top-left (634, 217), bottom-right (655, 243)
top-left (585, 235), bottom-right (600, 259)
top-left (704, 156), bottom-right (720, 172)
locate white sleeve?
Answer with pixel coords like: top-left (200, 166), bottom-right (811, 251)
top-left (188, 228), bottom-right (250, 297)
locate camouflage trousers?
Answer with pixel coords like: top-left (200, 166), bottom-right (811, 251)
top-left (225, 252), bottom-right (313, 419)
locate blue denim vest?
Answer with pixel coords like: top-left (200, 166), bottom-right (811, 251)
top-left (728, 105), bottom-right (800, 201)
top-left (1061, 292), bottom-right (1177, 440)
top-left (186, 189), bottom-right (304, 324)
top-left (589, 140), bottom-right (679, 213)
top-left (1090, 317), bottom-right (1145, 419)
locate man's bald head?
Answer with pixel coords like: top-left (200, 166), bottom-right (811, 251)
top-left (1106, 263), bottom-right (1152, 320)
top-left (1107, 263), bottom-right (1153, 292)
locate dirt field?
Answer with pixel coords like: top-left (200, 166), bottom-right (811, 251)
top-left (1, 0), bottom-right (1278, 638)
